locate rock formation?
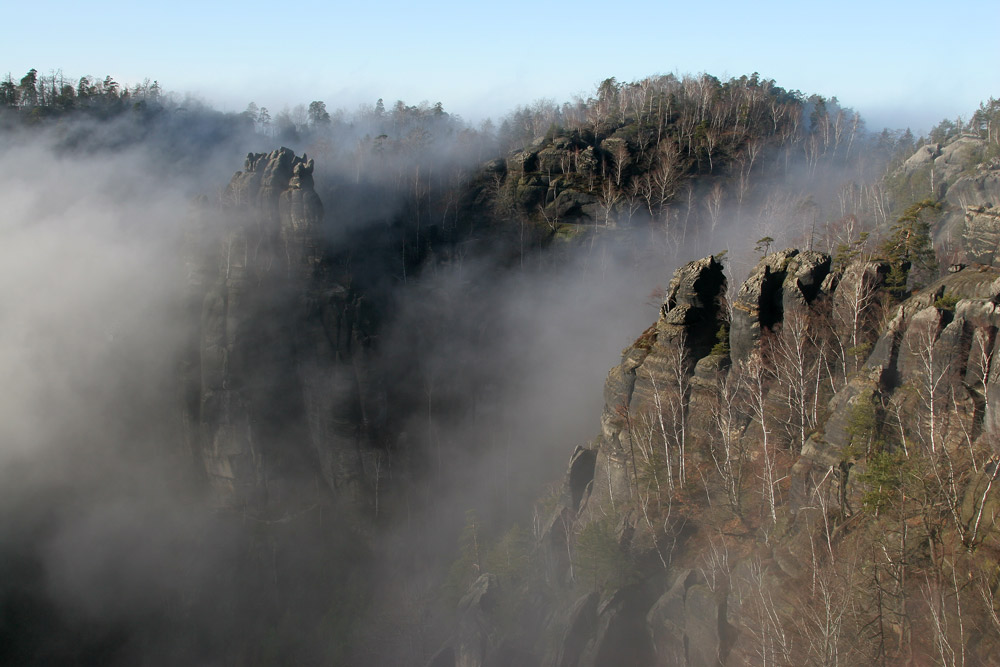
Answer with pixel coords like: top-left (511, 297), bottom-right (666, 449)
top-left (185, 148), bottom-right (368, 511)
top-left (438, 241), bottom-right (1000, 665)
top-left (894, 133), bottom-right (1000, 264)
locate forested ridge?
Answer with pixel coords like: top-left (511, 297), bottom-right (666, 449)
top-left (3, 64), bottom-right (1000, 665)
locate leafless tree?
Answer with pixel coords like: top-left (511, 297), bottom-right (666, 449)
top-left (597, 179), bottom-right (621, 228)
top-left (833, 263), bottom-right (883, 381)
top-left (741, 347), bottom-right (779, 525)
top-left (772, 309), bottom-right (816, 454)
top-left (705, 181), bottom-right (724, 238)
top-left (610, 140), bottom-right (630, 187)
top-left (709, 367), bottom-right (748, 516)
top-left (907, 315), bottom-right (952, 455)
top-left (737, 556), bottom-right (794, 666)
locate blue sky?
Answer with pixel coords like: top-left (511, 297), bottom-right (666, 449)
top-left (6, 0), bottom-right (999, 133)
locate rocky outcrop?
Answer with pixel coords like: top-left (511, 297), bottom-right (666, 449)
top-left (590, 256), bottom-right (726, 514)
top-left (527, 249), bottom-right (1000, 666)
top-left (502, 135), bottom-right (602, 224)
top-left (962, 204), bottom-right (1000, 264)
top-left (896, 134), bottom-right (1000, 263)
top-left (730, 249), bottom-right (831, 363)
top-left (187, 148), bottom-right (368, 510)
top-left (647, 569), bottom-right (734, 666)
top-left (577, 585), bottom-right (655, 667)
top-left (520, 256), bottom-right (730, 664)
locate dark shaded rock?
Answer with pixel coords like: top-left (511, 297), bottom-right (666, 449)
top-left (579, 584), bottom-right (655, 667)
top-left (186, 148), bottom-right (368, 510)
top-left (568, 447), bottom-right (597, 512)
top-left (515, 183), bottom-right (547, 209)
top-left (865, 308), bottom-right (907, 389)
top-left (647, 569), bottom-right (699, 664)
top-left (661, 256), bottom-right (728, 328)
top-left (729, 249), bottom-right (799, 363)
top-left (507, 149), bottom-right (538, 174)
top-left (781, 250), bottom-right (831, 314)
top-left (647, 570), bottom-right (734, 667)
top-left (550, 190), bottom-right (598, 220)
top-left (455, 574), bottom-right (500, 667)
top-left (549, 592), bottom-right (599, 667)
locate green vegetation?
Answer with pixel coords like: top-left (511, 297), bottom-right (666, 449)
top-left (858, 450), bottom-right (904, 514)
top-left (934, 292), bottom-right (959, 311)
top-left (878, 198), bottom-right (941, 297)
top-left (573, 517), bottom-right (637, 593)
top-left (833, 229), bottom-right (871, 269)
top-left (710, 323), bottom-right (730, 356)
top-left (844, 396), bottom-right (885, 461)
top-left (754, 236), bottom-right (775, 256)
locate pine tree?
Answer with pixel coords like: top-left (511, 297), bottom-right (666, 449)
top-left (879, 199), bottom-right (940, 296)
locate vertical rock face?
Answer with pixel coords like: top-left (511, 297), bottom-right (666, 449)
top-left (446, 226), bottom-right (1000, 665)
top-left (186, 148), bottom-right (366, 511)
top-left (897, 134), bottom-right (1000, 262)
top-left (597, 256), bottom-right (727, 513)
top-left (729, 249), bottom-right (831, 363)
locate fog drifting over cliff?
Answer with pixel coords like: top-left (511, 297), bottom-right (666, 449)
top-left (0, 120), bottom-right (675, 664)
top-left (0, 74), bottom-right (905, 663)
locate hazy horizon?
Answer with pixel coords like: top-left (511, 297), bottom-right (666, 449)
top-left (7, 0), bottom-right (1000, 134)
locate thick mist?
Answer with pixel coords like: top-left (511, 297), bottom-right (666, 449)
top-left (0, 77), bottom-right (907, 665)
top-left (0, 134), bottom-right (235, 663)
top-left (0, 122), bottom-right (670, 665)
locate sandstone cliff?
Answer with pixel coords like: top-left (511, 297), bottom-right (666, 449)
top-left (437, 248), bottom-right (1000, 666)
top-left (893, 134), bottom-right (1000, 264)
